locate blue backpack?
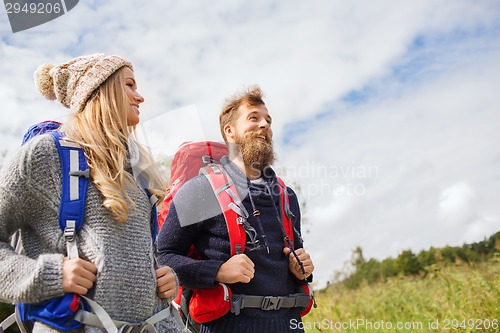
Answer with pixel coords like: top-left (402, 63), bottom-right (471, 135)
top-left (0, 121), bottom-right (167, 333)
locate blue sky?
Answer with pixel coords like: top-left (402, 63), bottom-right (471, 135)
top-left (1, 0), bottom-right (499, 289)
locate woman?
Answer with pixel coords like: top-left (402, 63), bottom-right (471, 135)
top-left (0, 54), bottom-right (180, 333)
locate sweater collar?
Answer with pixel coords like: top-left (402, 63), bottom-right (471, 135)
top-left (220, 156), bottom-right (278, 189)
top-left (222, 156), bottom-right (279, 203)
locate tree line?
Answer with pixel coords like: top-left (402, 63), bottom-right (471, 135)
top-left (332, 231), bottom-right (500, 290)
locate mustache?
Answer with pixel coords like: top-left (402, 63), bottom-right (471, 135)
top-left (245, 130), bottom-right (272, 142)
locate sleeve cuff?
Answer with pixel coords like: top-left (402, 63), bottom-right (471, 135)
top-left (191, 260), bottom-right (224, 289)
top-left (35, 253), bottom-right (65, 300)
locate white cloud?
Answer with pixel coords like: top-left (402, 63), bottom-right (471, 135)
top-left (278, 35), bottom-right (500, 287)
top-left (438, 182), bottom-right (476, 227)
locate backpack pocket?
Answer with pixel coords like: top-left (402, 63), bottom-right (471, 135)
top-left (17, 293), bottom-right (87, 330)
top-left (189, 283), bottom-right (232, 324)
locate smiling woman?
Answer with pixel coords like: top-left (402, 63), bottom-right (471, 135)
top-left (0, 54), bottom-right (181, 333)
top-left (122, 66), bottom-right (144, 127)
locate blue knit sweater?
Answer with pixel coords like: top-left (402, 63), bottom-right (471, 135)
top-left (157, 157), bottom-right (308, 332)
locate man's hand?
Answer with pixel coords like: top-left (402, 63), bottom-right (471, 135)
top-left (283, 247), bottom-right (314, 280)
top-left (62, 257), bottom-right (98, 295)
top-left (215, 254), bottom-right (255, 284)
top-left (156, 266), bottom-right (178, 299)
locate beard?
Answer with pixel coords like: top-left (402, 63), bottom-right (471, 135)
top-left (233, 130), bottom-right (276, 171)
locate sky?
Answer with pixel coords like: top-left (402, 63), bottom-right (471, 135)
top-left (1, 0), bottom-right (499, 289)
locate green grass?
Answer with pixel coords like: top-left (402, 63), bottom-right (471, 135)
top-left (303, 260), bottom-right (500, 333)
top-left (2, 260), bottom-right (498, 332)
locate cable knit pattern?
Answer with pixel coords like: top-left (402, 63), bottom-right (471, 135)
top-left (157, 156), bottom-right (306, 333)
top-left (33, 54), bottom-right (132, 113)
top-left (0, 135), bottom-right (180, 333)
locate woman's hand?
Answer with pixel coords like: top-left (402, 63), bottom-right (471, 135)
top-left (156, 266), bottom-right (178, 299)
top-left (62, 257), bottom-right (98, 295)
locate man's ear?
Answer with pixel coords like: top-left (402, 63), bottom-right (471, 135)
top-left (224, 123), bottom-right (235, 142)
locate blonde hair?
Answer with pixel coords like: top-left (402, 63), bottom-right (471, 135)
top-left (62, 68), bottom-right (166, 223)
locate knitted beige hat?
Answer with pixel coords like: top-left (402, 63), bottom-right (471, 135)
top-left (34, 53), bottom-right (132, 113)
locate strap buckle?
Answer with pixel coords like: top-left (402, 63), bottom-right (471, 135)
top-left (261, 296), bottom-right (282, 311)
top-left (118, 322), bottom-right (156, 333)
top-left (231, 294), bottom-right (244, 315)
top-left (202, 155), bottom-right (213, 165)
top-left (64, 225), bottom-right (76, 241)
top-left (118, 323), bottom-right (140, 333)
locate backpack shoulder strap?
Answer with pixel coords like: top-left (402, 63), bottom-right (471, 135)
top-left (277, 177), bottom-right (294, 247)
top-left (145, 190), bottom-right (159, 241)
top-left (49, 132), bottom-right (89, 259)
top-left (200, 165), bottom-right (247, 256)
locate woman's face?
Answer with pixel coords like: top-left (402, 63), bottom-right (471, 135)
top-left (122, 66), bottom-right (144, 126)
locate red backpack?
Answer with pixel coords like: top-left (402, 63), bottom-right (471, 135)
top-left (158, 141), bottom-right (229, 229)
top-left (158, 141), bottom-right (314, 332)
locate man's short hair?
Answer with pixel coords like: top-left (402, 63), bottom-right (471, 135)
top-left (219, 85), bottom-right (265, 142)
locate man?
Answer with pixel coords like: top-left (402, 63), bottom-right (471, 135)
top-left (157, 85), bottom-right (314, 332)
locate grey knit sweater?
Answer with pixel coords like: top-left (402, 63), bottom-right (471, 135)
top-left (0, 135), bottom-right (180, 333)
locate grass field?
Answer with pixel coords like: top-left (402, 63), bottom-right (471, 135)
top-left (302, 260), bottom-right (499, 333)
top-left (2, 260), bottom-right (498, 332)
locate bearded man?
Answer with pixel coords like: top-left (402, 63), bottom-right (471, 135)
top-left (157, 85), bottom-right (315, 333)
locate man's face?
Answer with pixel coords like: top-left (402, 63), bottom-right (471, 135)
top-left (228, 103), bottom-right (275, 169)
